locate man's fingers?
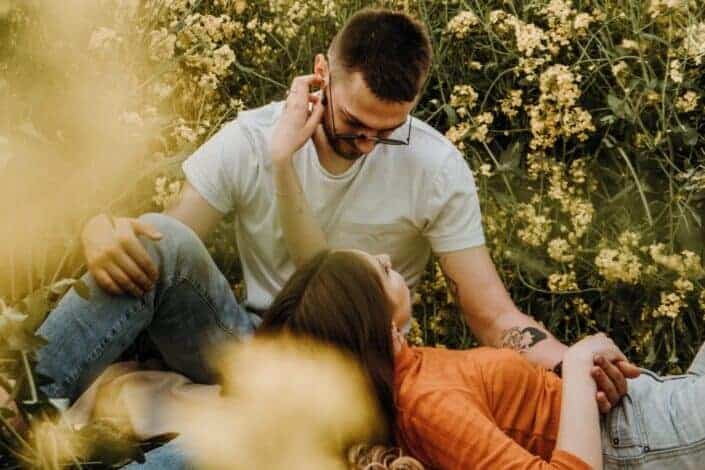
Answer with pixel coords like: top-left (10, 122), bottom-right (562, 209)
top-left (304, 99), bottom-right (325, 134)
top-left (617, 360), bottom-right (641, 378)
top-left (93, 269), bottom-right (125, 296)
top-left (596, 356), bottom-right (628, 396)
top-left (121, 235), bottom-right (159, 283)
top-left (112, 250), bottom-right (153, 292)
top-left (596, 391), bottom-right (612, 414)
top-left (291, 74), bottom-right (323, 89)
top-left (131, 219), bottom-right (163, 241)
top-left (591, 365), bottom-right (620, 406)
top-left (105, 263), bottom-right (143, 297)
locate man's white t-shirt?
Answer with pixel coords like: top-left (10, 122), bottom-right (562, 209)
top-left (182, 100), bottom-right (485, 311)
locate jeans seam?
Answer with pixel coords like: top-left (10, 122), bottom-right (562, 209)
top-left (175, 275), bottom-right (239, 336)
top-left (636, 435), bottom-right (705, 462)
top-left (62, 304), bottom-right (137, 393)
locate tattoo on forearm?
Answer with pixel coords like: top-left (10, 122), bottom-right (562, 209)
top-left (499, 327), bottom-right (548, 353)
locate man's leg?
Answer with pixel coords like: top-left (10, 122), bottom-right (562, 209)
top-left (35, 212), bottom-right (254, 402)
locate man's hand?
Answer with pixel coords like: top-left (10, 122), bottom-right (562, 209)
top-left (592, 354), bottom-right (641, 413)
top-left (565, 333), bottom-right (641, 413)
top-left (81, 214), bottom-right (163, 297)
top-left (270, 74), bottom-right (325, 165)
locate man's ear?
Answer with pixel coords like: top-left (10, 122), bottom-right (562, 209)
top-left (314, 54), bottom-right (329, 87)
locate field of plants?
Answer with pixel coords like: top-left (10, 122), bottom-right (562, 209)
top-left (0, 0), bottom-right (704, 467)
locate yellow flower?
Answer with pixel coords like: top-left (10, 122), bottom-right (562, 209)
top-left (548, 271), bottom-right (578, 292)
top-left (595, 247), bottom-right (642, 284)
top-left (683, 22), bottom-right (705, 65)
top-left (445, 10), bottom-right (480, 40)
top-left (572, 297), bottom-right (592, 316)
top-left (619, 39), bottom-right (641, 51)
top-left (445, 122), bottom-right (471, 150)
top-left (449, 84), bottom-right (479, 117)
top-left (547, 238), bottom-right (575, 263)
top-left (674, 278), bottom-right (694, 294)
top-left (517, 203), bottom-right (552, 247)
top-left (469, 112), bottom-right (494, 143)
top-left (499, 90), bottom-right (523, 119)
top-left (514, 20), bottom-right (548, 57)
top-left (653, 291), bottom-right (683, 319)
top-left (669, 59), bottom-right (683, 84)
top-left (675, 91), bottom-right (699, 113)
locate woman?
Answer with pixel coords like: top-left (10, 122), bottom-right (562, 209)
top-left (260, 247), bottom-right (705, 469)
top-left (264, 91), bottom-right (705, 469)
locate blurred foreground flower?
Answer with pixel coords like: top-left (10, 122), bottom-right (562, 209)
top-left (61, 334), bottom-right (387, 469)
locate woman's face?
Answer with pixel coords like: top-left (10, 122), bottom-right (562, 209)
top-left (348, 249), bottom-right (412, 328)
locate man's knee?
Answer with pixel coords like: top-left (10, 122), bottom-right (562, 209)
top-left (137, 213), bottom-right (211, 268)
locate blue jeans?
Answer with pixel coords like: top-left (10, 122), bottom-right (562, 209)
top-left (602, 342), bottom-right (705, 469)
top-left (36, 213), bottom-right (257, 468)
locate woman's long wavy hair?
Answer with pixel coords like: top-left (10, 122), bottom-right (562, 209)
top-left (259, 250), bottom-right (397, 441)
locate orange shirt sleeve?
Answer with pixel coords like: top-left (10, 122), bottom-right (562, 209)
top-left (402, 389), bottom-right (592, 470)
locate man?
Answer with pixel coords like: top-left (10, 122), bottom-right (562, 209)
top-left (10, 6), bottom-right (633, 468)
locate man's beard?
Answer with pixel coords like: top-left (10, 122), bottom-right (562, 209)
top-left (320, 107), bottom-right (365, 161)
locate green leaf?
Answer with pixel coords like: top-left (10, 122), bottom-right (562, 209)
top-left (497, 141), bottom-right (523, 172)
top-left (680, 125), bottom-right (698, 147)
top-left (74, 279), bottom-right (91, 300)
top-left (607, 94), bottom-right (630, 120)
top-left (443, 104), bottom-right (457, 127)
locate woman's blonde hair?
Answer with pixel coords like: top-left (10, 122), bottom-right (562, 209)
top-left (348, 444), bottom-right (424, 470)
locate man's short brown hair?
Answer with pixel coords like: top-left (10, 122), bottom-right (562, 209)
top-left (328, 7), bottom-right (432, 103)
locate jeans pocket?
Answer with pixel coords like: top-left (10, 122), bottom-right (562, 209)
top-left (609, 393), bottom-right (646, 449)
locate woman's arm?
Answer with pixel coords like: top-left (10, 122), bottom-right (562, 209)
top-left (555, 333), bottom-right (632, 468)
top-left (272, 157), bottom-right (328, 267)
top-left (269, 75), bottom-right (329, 267)
top-left (555, 350), bottom-right (601, 468)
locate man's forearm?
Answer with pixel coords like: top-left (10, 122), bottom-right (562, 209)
top-left (438, 249), bottom-right (567, 370)
top-left (489, 308), bottom-right (568, 369)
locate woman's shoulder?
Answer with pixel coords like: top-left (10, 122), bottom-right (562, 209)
top-left (395, 346), bottom-right (543, 401)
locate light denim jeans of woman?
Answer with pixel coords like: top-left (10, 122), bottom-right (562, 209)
top-left (601, 342), bottom-right (705, 469)
top-left (35, 212), bottom-right (258, 469)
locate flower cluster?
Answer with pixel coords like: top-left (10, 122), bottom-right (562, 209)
top-left (449, 84), bottom-right (479, 118)
top-left (648, 244), bottom-right (704, 278)
top-left (527, 65), bottom-right (594, 150)
top-left (499, 90), bottom-right (523, 119)
top-left (548, 271), bottom-right (578, 292)
top-left (675, 91), bottom-right (699, 113)
top-left (595, 247), bottom-right (642, 284)
top-left (517, 203), bottom-right (552, 247)
top-left (445, 10), bottom-right (480, 40)
top-left (683, 22), bottom-right (705, 64)
top-left (152, 176), bottom-right (183, 210)
top-left (547, 238), bottom-right (575, 263)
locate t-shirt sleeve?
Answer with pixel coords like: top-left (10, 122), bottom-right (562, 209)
top-left (422, 151), bottom-right (485, 254)
top-left (404, 389), bottom-right (592, 470)
top-left (181, 120), bottom-right (257, 214)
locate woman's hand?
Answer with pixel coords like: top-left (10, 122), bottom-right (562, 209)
top-left (566, 333), bottom-right (628, 366)
top-left (565, 333), bottom-right (640, 410)
top-left (270, 74), bottom-right (325, 167)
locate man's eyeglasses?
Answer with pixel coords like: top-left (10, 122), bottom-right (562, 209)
top-left (326, 74), bottom-right (412, 146)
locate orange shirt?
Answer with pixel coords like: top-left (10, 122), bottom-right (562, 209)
top-left (394, 345), bottom-right (591, 469)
